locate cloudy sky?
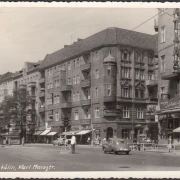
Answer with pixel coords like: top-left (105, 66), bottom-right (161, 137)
top-left (0, 7), bottom-right (157, 74)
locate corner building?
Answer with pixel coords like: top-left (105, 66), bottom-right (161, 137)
top-left (157, 9), bottom-right (180, 145)
top-left (39, 27), bottom-right (158, 143)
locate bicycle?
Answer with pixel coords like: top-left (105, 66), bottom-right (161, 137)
top-left (59, 144), bottom-right (71, 154)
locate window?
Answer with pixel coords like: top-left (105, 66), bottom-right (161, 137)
top-left (73, 93), bottom-right (76, 102)
top-left (175, 83), bottom-right (179, 96)
top-left (135, 89), bottom-right (139, 98)
top-left (148, 57), bottom-right (153, 65)
top-left (77, 59), bottom-right (80, 68)
top-left (140, 70), bottom-right (144, 80)
top-left (148, 71), bottom-right (153, 80)
top-left (122, 67), bottom-right (130, 78)
top-left (74, 110), bottom-right (79, 120)
top-left (161, 55), bottom-right (165, 72)
top-left (135, 70), bottom-right (140, 79)
top-left (161, 26), bottom-right (165, 43)
top-left (95, 87), bottom-right (98, 98)
top-left (73, 76), bottom-right (76, 84)
top-left (47, 98), bottom-right (49, 105)
top-left (76, 92), bottom-right (80, 101)
top-left (68, 62), bottom-right (71, 70)
top-left (77, 75), bottom-right (80, 84)
top-left (161, 86), bottom-right (165, 94)
top-left (56, 95), bottom-right (59, 104)
top-left (107, 66), bottom-right (111, 76)
top-left (122, 88), bottom-right (129, 97)
top-left (95, 107), bottom-right (100, 118)
top-left (54, 96), bottom-right (57, 104)
top-left (68, 78), bottom-right (71, 85)
top-left (95, 69), bottom-right (99, 79)
top-left (73, 60), bottom-right (76, 68)
top-left (122, 107), bottom-right (130, 118)
top-left (55, 112), bottom-right (59, 121)
top-left (122, 129), bottom-right (130, 139)
top-left (57, 79), bottom-right (60, 87)
top-left (107, 85), bottom-right (111, 96)
top-left (122, 50), bottom-right (129, 60)
top-left (140, 90), bottom-right (144, 98)
top-left (85, 108), bottom-right (91, 119)
top-left (137, 108), bottom-right (144, 119)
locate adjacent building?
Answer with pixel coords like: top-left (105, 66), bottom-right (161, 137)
top-left (38, 27), bottom-right (158, 143)
top-left (157, 8), bottom-right (180, 145)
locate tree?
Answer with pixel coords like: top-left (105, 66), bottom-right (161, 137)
top-left (0, 88), bottom-right (35, 145)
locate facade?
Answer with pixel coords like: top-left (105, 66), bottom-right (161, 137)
top-left (38, 27), bottom-right (158, 143)
top-left (13, 61), bottom-right (42, 142)
top-left (0, 72), bottom-right (14, 103)
top-left (157, 8), bottom-right (180, 145)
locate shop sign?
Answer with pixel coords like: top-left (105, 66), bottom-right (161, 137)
top-left (103, 109), bottom-right (122, 117)
top-left (160, 98), bottom-right (180, 110)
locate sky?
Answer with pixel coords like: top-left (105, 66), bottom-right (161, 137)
top-left (0, 8), bottom-right (157, 74)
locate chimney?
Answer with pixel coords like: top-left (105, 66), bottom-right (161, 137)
top-left (77, 38), bottom-right (83, 42)
top-left (64, 45), bottom-right (69, 48)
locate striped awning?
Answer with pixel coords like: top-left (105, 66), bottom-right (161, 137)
top-left (33, 131), bottom-right (43, 135)
top-left (40, 130), bottom-right (51, 136)
top-left (75, 130), bottom-right (92, 135)
top-left (47, 132), bottom-right (57, 136)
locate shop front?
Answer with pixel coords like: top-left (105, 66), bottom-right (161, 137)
top-left (159, 97), bottom-right (180, 145)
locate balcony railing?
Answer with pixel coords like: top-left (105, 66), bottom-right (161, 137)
top-left (80, 63), bottom-right (91, 71)
top-left (81, 99), bottom-right (91, 106)
top-left (81, 79), bottom-right (91, 88)
top-left (71, 119), bottom-right (91, 126)
top-left (39, 78), bottom-right (45, 84)
top-left (48, 104), bottom-right (54, 110)
top-left (27, 81), bottom-right (36, 87)
top-left (61, 102), bottom-right (72, 109)
top-left (39, 91), bottom-right (45, 97)
top-left (103, 96), bottom-right (116, 102)
top-left (39, 107), bottom-right (45, 113)
top-left (161, 69), bottom-right (178, 80)
top-left (146, 80), bottom-right (158, 87)
top-left (60, 85), bottom-right (72, 92)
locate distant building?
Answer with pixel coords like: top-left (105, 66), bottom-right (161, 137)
top-left (157, 8), bottom-right (180, 145)
top-left (38, 27), bottom-right (158, 143)
top-left (0, 72), bottom-right (14, 103)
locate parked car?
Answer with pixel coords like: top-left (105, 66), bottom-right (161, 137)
top-left (52, 138), bottom-right (65, 146)
top-left (102, 138), bottom-right (131, 155)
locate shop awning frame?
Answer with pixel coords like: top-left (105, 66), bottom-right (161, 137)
top-left (158, 108), bottom-right (180, 115)
top-left (173, 127), bottom-right (180, 133)
top-left (47, 132), bottom-right (57, 136)
top-left (75, 130), bottom-right (92, 135)
top-left (33, 131), bottom-right (43, 136)
top-left (61, 130), bottom-right (80, 136)
top-left (40, 129), bottom-right (51, 136)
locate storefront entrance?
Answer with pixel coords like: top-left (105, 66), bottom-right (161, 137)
top-left (106, 127), bottom-right (113, 140)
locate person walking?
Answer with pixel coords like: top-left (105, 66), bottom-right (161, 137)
top-left (71, 133), bottom-right (76, 154)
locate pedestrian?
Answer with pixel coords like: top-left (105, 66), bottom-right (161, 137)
top-left (87, 137), bottom-right (90, 144)
top-left (71, 133), bottom-right (76, 154)
top-left (6, 137), bottom-right (8, 145)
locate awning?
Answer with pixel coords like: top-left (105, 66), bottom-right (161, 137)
top-left (40, 129), bottom-right (51, 136)
top-left (47, 132), bottom-right (57, 136)
top-left (33, 131), bottom-right (43, 135)
top-left (158, 108), bottom-right (180, 115)
top-left (61, 130), bottom-right (80, 136)
top-left (76, 130), bottom-right (92, 135)
top-left (173, 127), bottom-right (180, 133)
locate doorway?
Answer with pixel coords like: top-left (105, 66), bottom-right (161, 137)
top-left (106, 127), bottom-right (113, 140)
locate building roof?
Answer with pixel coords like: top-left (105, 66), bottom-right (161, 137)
top-left (0, 72), bottom-right (14, 83)
top-left (104, 52), bottom-right (116, 63)
top-left (40, 27), bottom-right (158, 70)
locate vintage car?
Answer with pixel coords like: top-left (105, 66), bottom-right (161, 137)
top-left (102, 138), bottom-right (131, 155)
top-left (52, 138), bottom-right (65, 146)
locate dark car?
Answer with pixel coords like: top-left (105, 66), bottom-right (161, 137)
top-left (102, 138), bottom-right (131, 155)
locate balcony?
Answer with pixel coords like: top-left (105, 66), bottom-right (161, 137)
top-left (146, 80), bottom-right (158, 87)
top-left (39, 78), bottom-right (45, 84)
top-left (146, 97), bottom-right (158, 104)
top-left (60, 85), bottom-right (72, 92)
top-left (103, 96), bottom-right (116, 102)
top-left (29, 95), bottom-right (36, 101)
top-left (19, 84), bottom-right (26, 89)
top-left (71, 119), bottom-right (91, 126)
top-left (81, 99), bottom-right (91, 106)
top-left (80, 63), bottom-right (91, 71)
top-left (161, 69), bottom-right (178, 80)
top-left (61, 102), bottom-right (72, 109)
top-left (27, 81), bottom-right (36, 87)
top-left (48, 88), bottom-right (54, 94)
top-left (39, 91), bottom-right (45, 98)
top-left (81, 79), bottom-right (91, 88)
top-left (53, 70), bottom-right (66, 78)
top-left (39, 107), bottom-right (45, 113)
top-left (48, 104), bottom-right (54, 110)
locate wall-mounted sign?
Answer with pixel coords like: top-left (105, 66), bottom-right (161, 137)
top-left (160, 98), bottom-right (180, 110)
top-left (103, 109), bottom-right (122, 117)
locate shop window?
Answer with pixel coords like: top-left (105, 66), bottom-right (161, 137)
top-left (122, 129), bottom-right (130, 139)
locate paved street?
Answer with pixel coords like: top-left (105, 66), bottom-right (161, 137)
top-left (0, 144), bottom-right (179, 171)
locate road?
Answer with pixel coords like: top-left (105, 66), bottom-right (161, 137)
top-left (0, 144), bottom-right (179, 171)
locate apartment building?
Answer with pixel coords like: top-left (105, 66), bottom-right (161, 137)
top-left (0, 72), bottom-right (14, 103)
top-left (38, 27), bottom-right (158, 143)
top-left (13, 61), bottom-right (42, 142)
top-left (157, 8), bottom-right (180, 145)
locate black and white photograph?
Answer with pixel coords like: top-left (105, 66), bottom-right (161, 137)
top-left (0, 4), bottom-right (179, 177)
